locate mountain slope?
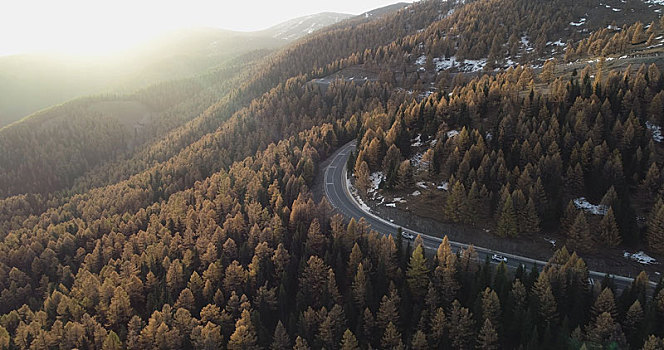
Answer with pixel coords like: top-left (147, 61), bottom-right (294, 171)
top-left (0, 28), bottom-right (281, 128)
top-left (0, 51), bottom-right (268, 198)
top-left (259, 12), bottom-right (352, 40)
top-left (0, 0), bottom-right (663, 349)
top-left (0, 0), bottom-right (447, 201)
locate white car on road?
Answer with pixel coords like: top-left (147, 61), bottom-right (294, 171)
top-left (492, 254), bottom-right (508, 263)
top-left (401, 231), bottom-right (415, 240)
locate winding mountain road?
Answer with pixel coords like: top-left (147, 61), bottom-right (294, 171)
top-left (323, 141), bottom-right (657, 292)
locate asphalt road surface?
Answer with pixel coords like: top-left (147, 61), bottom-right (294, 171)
top-left (323, 141), bottom-right (657, 293)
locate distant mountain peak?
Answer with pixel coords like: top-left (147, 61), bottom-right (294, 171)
top-left (260, 12), bottom-right (352, 41)
top-left (360, 2), bottom-right (411, 18)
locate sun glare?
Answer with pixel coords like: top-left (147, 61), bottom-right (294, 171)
top-left (2, 0), bottom-right (190, 57)
top-left (1, 0), bottom-right (416, 57)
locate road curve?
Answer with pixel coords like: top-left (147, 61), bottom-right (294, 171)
top-left (324, 141), bottom-right (657, 292)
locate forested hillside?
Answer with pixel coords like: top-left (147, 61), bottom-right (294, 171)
top-left (0, 51), bottom-right (270, 198)
top-left (0, 0), bottom-right (663, 349)
top-left (351, 62), bottom-right (664, 252)
top-left (0, 0), bottom-right (449, 224)
top-left (0, 28), bottom-right (285, 128)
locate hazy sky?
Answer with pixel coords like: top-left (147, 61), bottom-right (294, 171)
top-left (1, 0), bottom-right (415, 56)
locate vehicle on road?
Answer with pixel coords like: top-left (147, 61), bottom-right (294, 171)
top-left (492, 254), bottom-right (508, 263)
top-left (401, 231), bottom-right (414, 240)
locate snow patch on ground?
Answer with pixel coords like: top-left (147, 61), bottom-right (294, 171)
top-left (411, 190), bottom-right (421, 196)
top-left (646, 121), bottom-right (663, 142)
top-left (369, 172), bottom-right (384, 194)
top-left (447, 130), bottom-right (460, 138)
top-left (437, 181), bottom-right (449, 191)
top-left (386, 203), bottom-right (397, 207)
top-left (624, 251), bottom-right (658, 265)
top-left (393, 197), bottom-right (407, 203)
top-left (460, 58), bottom-right (488, 72)
top-left (574, 197), bottom-right (609, 215)
top-left (645, 0), bottom-right (664, 5)
top-left (416, 55), bottom-right (487, 72)
top-left (570, 18), bottom-right (586, 26)
top-left (410, 152), bottom-right (428, 171)
top-left (411, 134), bottom-right (423, 147)
top-left (520, 35), bottom-right (530, 47)
top-left (547, 40), bottom-right (566, 47)
top-left (347, 175), bottom-right (373, 213)
top-left (419, 90), bottom-right (435, 99)
top-left (416, 181), bottom-right (428, 189)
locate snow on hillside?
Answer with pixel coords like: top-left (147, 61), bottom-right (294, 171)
top-left (574, 197), bottom-right (609, 215)
top-left (447, 130), bottom-right (460, 138)
top-left (624, 251), bottom-right (658, 265)
top-left (570, 17), bottom-right (587, 26)
top-left (369, 172), bottom-right (384, 194)
top-left (416, 55), bottom-right (487, 72)
top-left (263, 12), bottom-right (352, 41)
top-left (646, 121), bottom-right (663, 142)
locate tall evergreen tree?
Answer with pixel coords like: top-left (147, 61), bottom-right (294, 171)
top-left (271, 321), bottom-right (291, 350)
top-left (228, 310), bottom-right (260, 350)
top-left (444, 181), bottom-right (467, 223)
top-left (352, 263), bottom-right (368, 309)
top-left (477, 319), bottom-right (499, 350)
top-left (429, 307), bottom-right (447, 348)
top-left (533, 274), bottom-right (558, 326)
top-left (448, 300), bottom-right (475, 349)
top-left (407, 245), bottom-right (429, 299)
top-left (647, 203), bottom-right (664, 254)
top-left (591, 288), bottom-right (617, 321)
top-left (293, 336), bottom-right (311, 350)
top-left (355, 161), bottom-right (371, 197)
top-left (410, 330), bottom-right (429, 350)
top-left (434, 237), bottom-right (459, 304)
top-left (520, 198), bottom-right (540, 234)
top-left (567, 212), bottom-right (594, 252)
top-left (340, 329), bottom-right (360, 350)
top-left (497, 194), bottom-right (518, 237)
top-left (599, 207), bottom-right (622, 247)
top-left (585, 312), bottom-right (626, 348)
top-left (381, 322), bottom-right (404, 350)
top-left (561, 200), bottom-right (578, 233)
top-left (623, 300), bottom-right (644, 345)
top-left (377, 295), bottom-right (399, 331)
top-left (481, 288), bottom-right (501, 327)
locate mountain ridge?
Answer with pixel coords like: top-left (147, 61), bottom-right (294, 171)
top-left (258, 12), bottom-right (353, 41)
